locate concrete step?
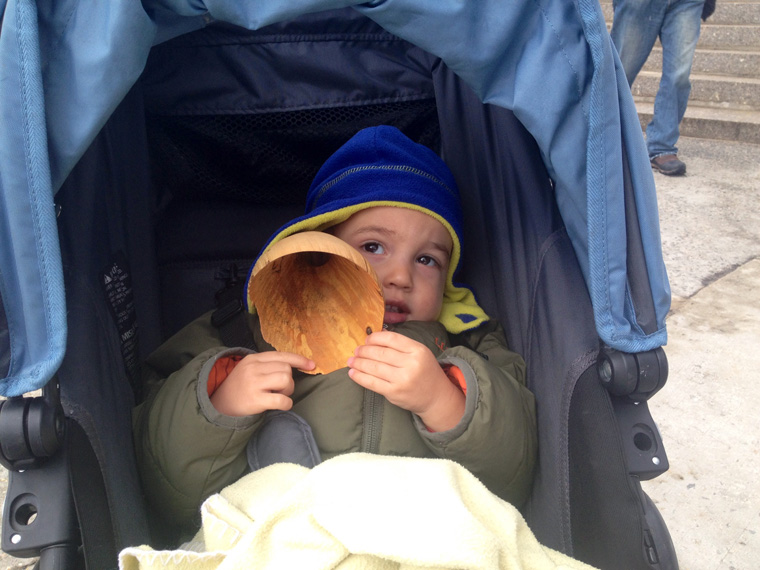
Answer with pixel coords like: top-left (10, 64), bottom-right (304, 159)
top-left (597, 0), bottom-right (760, 143)
top-left (604, 21), bottom-right (760, 50)
top-left (708, 2), bottom-right (760, 25)
top-left (601, 2), bottom-right (760, 26)
top-left (634, 100), bottom-right (760, 144)
top-left (632, 70), bottom-right (760, 110)
top-left (642, 47), bottom-right (760, 79)
top-left (698, 23), bottom-right (760, 50)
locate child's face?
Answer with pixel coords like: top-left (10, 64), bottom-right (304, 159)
top-left (331, 206), bottom-right (452, 325)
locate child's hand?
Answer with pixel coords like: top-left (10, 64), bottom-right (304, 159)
top-left (347, 331), bottom-right (465, 432)
top-left (210, 352), bottom-right (314, 417)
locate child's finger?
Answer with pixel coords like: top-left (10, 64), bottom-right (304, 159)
top-left (256, 392), bottom-right (294, 412)
top-left (249, 351), bottom-right (315, 371)
top-left (347, 367), bottom-right (387, 395)
top-left (259, 370), bottom-right (296, 396)
top-left (238, 359), bottom-right (298, 386)
top-left (347, 355), bottom-right (396, 382)
top-left (362, 330), bottom-right (415, 352)
top-left (352, 343), bottom-right (402, 367)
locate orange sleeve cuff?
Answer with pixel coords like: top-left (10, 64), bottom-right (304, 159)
top-left (207, 354), bottom-right (244, 397)
top-left (442, 364), bottom-right (467, 396)
top-left (425, 364), bottom-right (467, 433)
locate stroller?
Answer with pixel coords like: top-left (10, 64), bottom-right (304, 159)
top-left (0, 1), bottom-right (676, 568)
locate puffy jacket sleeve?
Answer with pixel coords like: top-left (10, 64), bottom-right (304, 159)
top-left (132, 314), bottom-right (264, 533)
top-left (413, 321), bottom-right (537, 507)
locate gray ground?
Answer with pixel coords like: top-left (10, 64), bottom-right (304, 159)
top-left (1, 136), bottom-right (758, 569)
top-left (638, 136), bottom-right (760, 570)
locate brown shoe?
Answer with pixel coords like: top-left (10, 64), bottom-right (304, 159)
top-left (650, 154), bottom-right (686, 176)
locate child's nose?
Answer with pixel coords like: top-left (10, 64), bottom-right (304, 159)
top-left (382, 259), bottom-right (413, 289)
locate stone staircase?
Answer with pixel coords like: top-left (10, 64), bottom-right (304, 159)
top-left (600, 0), bottom-right (760, 145)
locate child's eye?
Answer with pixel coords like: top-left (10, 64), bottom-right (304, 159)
top-left (362, 242), bottom-right (385, 255)
top-left (417, 255), bottom-right (439, 267)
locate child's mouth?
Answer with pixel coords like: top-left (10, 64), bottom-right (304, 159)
top-left (384, 302), bottom-right (409, 324)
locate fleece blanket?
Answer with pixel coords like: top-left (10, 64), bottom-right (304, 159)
top-left (119, 453), bottom-right (597, 570)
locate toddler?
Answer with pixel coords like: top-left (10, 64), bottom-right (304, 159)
top-left (133, 126), bottom-right (537, 541)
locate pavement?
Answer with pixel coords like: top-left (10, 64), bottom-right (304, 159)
top-left (639, 135), bottom-right (760, 570)
top-left (0, 136), bottom-right (758, 570)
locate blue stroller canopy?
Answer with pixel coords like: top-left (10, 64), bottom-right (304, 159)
top-left (0, 0), bottom-right (670, 396)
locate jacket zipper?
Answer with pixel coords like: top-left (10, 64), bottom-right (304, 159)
top-left (361, 388), bottom-right (384, 454)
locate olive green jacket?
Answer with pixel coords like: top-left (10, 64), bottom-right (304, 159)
top-left (133, 313), bottom-right (536, 536)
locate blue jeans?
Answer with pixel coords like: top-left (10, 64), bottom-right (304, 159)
top-left (611, 0), bottom-right (704, 158)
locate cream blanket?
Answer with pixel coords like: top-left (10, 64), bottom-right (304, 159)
top-left (120, 453), bottom-right (597, 570)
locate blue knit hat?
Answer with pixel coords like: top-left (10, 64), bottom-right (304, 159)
top-left (247, 126), bottom-right (488, 333)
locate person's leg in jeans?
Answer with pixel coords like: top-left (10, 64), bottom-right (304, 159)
top-left (610, 0), bottom-right (666, 87)
top-left (646, 0), bottom-right (704, 159)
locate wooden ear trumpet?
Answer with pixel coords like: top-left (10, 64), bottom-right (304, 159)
top-left (248, 232), bottom-right (385, 374)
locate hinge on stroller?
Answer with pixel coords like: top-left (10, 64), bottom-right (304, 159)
top-left (597, 347), bottom-right (670, 480)
top-left (0, 378), bottom-right (64, 471)
top-left (0, 378), bottom-right (80, 567)
top-left (597, 347), bottom-right (668, 401)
